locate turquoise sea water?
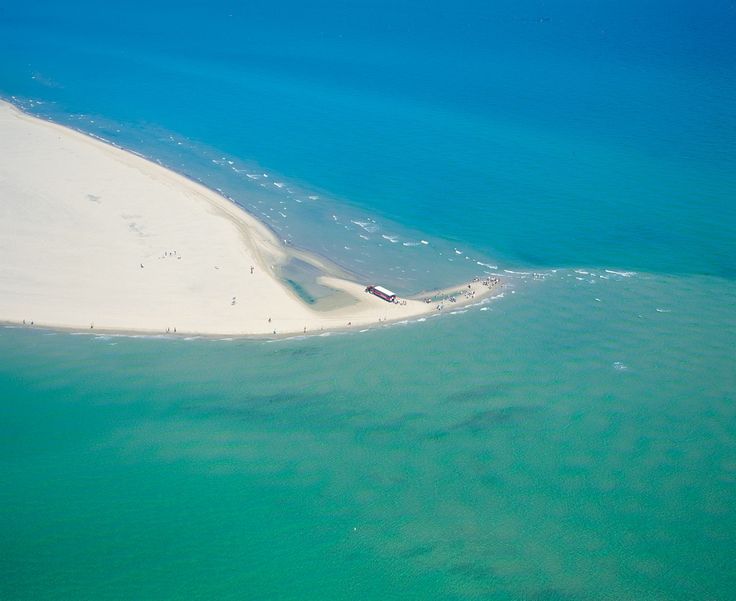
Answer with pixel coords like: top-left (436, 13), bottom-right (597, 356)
top-left (1, 1), bottom-right (736, 599)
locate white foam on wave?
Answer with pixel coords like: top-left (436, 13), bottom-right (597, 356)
top-left (420, 240), bottom-right (429, 245)
top-left (656, 308), bottom-right (671, 313)
top-left (503, 270), bottom-right (531, 275)
top-left (382, 234), bottom-right (399, 243)
top-left (128, 334), bottom-right (170, 340)
top-left (351, 220), bottom-right (379, 233)
top-left (480, 307), bottom-right (490, 311)
top-left (359, 234), bottom-right (369, 240)
top-left (613, 361), bottom-right (628, 371)
top-left (605, 270), bottom-right (637, 277)
top-left (308, 195), bottom-right (319, 200)
top-left (246, 173), bottom-right (259, 179)
top-left (402, 241), bottom-right (421, 247)
top-left (476, 261), bottom-right (498, 269)
top-left (416, 318), bottom-right (427, 322)
top-left (575, 270), bottom-right (589, 275)
top-left (454, 249), bottom-right (463, 255)
top-left (274, 182), bottom-right (285, 188)
top-left (88, 133), bottom-right (111, 144)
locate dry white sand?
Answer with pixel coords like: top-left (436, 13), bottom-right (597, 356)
top-left (0, 101), bottom-right (497, 336)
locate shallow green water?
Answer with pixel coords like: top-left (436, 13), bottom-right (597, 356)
top-left (2, 272), bottom-right (734, 600)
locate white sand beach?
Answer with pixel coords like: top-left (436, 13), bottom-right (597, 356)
top-left (0, 101), bottom-right (498, 336)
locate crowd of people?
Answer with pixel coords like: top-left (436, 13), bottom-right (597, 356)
top-left (419, 275), bottom-right (502, 310)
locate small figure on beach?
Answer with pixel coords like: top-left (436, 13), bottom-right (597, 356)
top-left (250, 265), bottom-right (254, 274)
top-left (140, 263), bottom-right (144, 268)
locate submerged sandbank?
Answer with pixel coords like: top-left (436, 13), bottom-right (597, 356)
top-left (0, 101), bottom-right (499, 336)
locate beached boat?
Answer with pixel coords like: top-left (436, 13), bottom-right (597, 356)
top-left (365, 285), bottom-right (396, 303)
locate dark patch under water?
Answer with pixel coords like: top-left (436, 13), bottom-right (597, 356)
top-left (447, 561), bottom-right (499, 582)
top-left (449, 405), bottom-right (543, 433)
top-left (530, 588), bottom-right (580, 601)
top-left (444, 383), bottom-right (509, 404)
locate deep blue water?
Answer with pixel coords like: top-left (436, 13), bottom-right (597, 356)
top-left (2, 0), bottom-right (735, 279)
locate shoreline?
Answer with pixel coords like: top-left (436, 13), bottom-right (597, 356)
top-left (0, 284), bottom-right (504, 341)
top-left (0, 99), bottom-right (501, 337)
top-left (0, 277), bottom-right (504, 340)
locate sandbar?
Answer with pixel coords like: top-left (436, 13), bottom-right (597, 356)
top-left (0, 100), bottom-right (499, 336)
